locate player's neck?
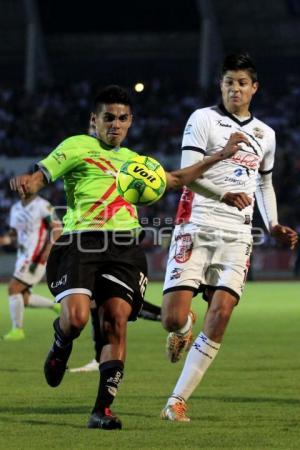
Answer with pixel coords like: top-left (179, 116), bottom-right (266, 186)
top-left (21, 195), bottom-right (36, 206)
top-left (226, 105), bottom-right (251, 119)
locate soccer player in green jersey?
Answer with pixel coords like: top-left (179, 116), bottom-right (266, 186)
top-left (10, 85), bottom-right (249, 430)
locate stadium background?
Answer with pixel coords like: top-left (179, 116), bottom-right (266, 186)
top-left (0, 0), bottom-right (300, 280)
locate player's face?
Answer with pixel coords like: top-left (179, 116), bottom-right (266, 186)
top-left (220, 70), bottom-right (258, 115)
top-left (91, 104), bottom-right (132, 147)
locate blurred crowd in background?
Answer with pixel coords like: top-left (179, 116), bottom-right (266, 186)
top-left (0, 75), bottom-right (300, 264)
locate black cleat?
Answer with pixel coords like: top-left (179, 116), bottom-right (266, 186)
top-left (87, 408), bottom-right (122, 430)
top-left (44, 344), bottom-right (72, 387)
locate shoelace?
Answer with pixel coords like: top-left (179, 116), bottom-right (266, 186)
top-left (172, 402), bottom-right (187, 418)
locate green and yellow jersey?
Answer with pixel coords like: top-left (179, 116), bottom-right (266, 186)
top-left (38, 135), bottom-right (140, 233)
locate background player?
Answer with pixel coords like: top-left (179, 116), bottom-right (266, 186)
top-left (160, 53), bottom-right (298, 422)
top-left (10, 85), bottom-right (249, 430)
top-left (0, 194), bottom-right (61, 341)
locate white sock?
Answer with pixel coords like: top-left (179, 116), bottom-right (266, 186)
top-left (177, 313), bottom-right (193, 335)
top-left (9, 294), bottom-right (25, 328)
top-left (168, 332), bottom-right (220, 404)
top-left (28, 294), bottom-right (55, 308)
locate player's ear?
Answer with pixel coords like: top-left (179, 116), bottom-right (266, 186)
top-left (252, 81), bottom-right (259, 95)
top-left (128, 114), bottom-right (133, 128)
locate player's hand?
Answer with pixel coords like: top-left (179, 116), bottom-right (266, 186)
top-left (10, 174), bottom-right (33, 198)
top-left (217, 132), bottom-right (250, 160)
top-left (221, 192), bottom-right (252, 210)
top-left (270, 224), bottom-right (298, 250)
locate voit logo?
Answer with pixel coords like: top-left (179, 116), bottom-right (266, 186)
top-left (133, 165), bottom-right (156, 183)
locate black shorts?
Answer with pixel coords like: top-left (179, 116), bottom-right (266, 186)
top-left (46, 231), bottom-right (148, 320)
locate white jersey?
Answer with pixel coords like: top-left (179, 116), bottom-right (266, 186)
top-left (9, 196), bottom-right (53, 263)
top-left (176, 104), bottom-right (276, 233)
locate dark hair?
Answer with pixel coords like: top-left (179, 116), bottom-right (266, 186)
top-left (93, 85), bottom-right (133, 113)
top-left (221, 53), bottom-right (258, 82)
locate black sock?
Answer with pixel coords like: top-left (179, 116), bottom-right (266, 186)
top-left (52, 318), bottom-right (81, 358)
top-left (93, 360), bottom-right (124, 413)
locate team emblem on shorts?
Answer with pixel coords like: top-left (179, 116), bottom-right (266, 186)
top-left (174, 233), bottom-right (193, 263)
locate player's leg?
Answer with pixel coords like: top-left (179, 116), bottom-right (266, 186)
top-left (162, 232), bottom-right (251, 421)
top-left (161, 226), bottom-right (204, 362)
top-left (3, 277), bottom-right (28, 341)
top-left (69, 301), bottom-right (101, 373)
top-left (162, 290), bottom-right (196, 363)
top-left (162, 289), bottom-right (237, 421)
top-left (138, 299), bottom-right (161, 321)
top-left (87, 296), bottom-right (131, 430)
top-left (22, 263), bottom-right (60, 312)
top-left (44, 293), bottom-right (90, 387)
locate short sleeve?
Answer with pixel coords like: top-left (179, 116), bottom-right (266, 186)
top-left (38, 137), bottom-right (81, 181)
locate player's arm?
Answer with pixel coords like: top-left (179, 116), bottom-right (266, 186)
top-left (256, 172), bottom-right (298, 249)
top-left (0, 228), bottom-right (17, 246)
top-left (38, 216), bottom-right (63, 263)
top-left (9, 170), bottom-right (47, 199)
top-left (165, 132), bottom-right (249, 191)
top-left (10, 137), bottom-right (80, 199)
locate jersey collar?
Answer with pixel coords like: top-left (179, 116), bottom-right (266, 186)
top-left (218, 103), bottom-right (254, 127)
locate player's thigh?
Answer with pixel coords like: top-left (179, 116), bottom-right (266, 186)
top-left (206, 235), bottom-right (252, 300)
top-left (13, 258), bottom-right (46, 287)
top-left (163, 227), bottom-right (210, 294)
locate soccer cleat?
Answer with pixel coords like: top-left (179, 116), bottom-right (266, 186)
top-left (3, 328), bottom-right (25, 341)
top-left (69, 359), bottom-right (99, 373)
top-left (166, 311), bottom-right (197, 363)
top-left (160, 400), bottom-right (190, 422)
top-left (87, 408), bottom-right (122, 430)
top-left (44, 344), bottom-right (72, 387)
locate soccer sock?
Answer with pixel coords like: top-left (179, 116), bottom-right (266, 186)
top-left (168, 331), bottom-right (220, 404)
top-left (90, 306), bottom-right (102, 363)
top-left (28, 294), bottom-right (55, 308)
top-left (52, 317), bottom-right (81, 358)
top-left (177, 313), bottom-right (193, 334)
top-left (9, 294), bottom-right (25, 328)
top-left (93, 360), bottom-right (124, 412)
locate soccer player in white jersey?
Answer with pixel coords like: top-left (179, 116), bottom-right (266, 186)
top-left (160, 53), bottom-right (298, 422)
top-left (0, 194), bottom-right (61, 341)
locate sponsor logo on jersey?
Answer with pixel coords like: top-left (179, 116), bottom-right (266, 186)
top-left (52, 150), bottom-right (66, 164)
top-left (224, 176), bottom-right (246, 186)
top-left (216, 120), bottom-right (232, 128)
top-left (184, 124), bottom-right (192, 135)
top-left (229, 151), bottom-right (260, 170)
top-left (234, 168), bottom-right (243, 177)
top-left (253, 127), bottom-right (264, 139)
top-left (174, 233), bottom-right (193, 263)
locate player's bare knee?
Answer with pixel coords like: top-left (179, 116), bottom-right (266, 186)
top-left (68, 309), bottom-right (89, 330)
top-left (162, 313), bottom-right (186, 332)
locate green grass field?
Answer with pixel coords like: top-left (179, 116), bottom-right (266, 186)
top-left (1, 281), bottom-right (300, 449)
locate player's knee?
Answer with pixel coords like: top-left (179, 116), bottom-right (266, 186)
top-left (68, 309), bottom-right (89, 330)
top-left (103, 313), bottom-right (127, 340)
top-left (161, 312), bottom-right (186, 332)
top-left (209, 304), bottom-right (233, 326)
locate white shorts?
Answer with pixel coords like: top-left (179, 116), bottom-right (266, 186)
top-left (163, 224), bottom-right (253, 300)
top-left (13, 256), bottom-right (46, 287)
